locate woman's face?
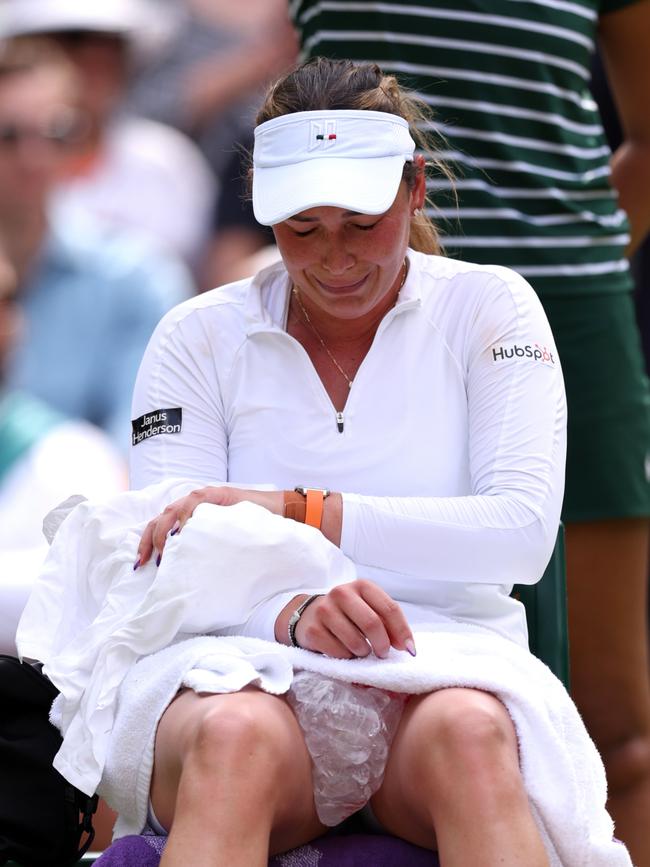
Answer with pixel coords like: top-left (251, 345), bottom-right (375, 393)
top-left (272, 162), bottom-right (425, 323)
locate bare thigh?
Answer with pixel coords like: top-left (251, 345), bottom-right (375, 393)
top-left (150, 687), bottom-right (326, 855)
top-left (370, 688), bottom-right (523, 851)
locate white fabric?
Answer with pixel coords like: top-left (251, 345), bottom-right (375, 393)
top-left (0, 0), bottom-right (170, 55)
top-left (130, 250), bottom-right (566, 646)
top-left (16, 479), bottom-right (356, 795)
top-left (52, 117), bottom-right (216, 265)
top-left (94, 627), bottom-right (631, 866)
top-left (0, 420), bottom-right (124, 654)
top-left (0, 421), bottom-right (124, 551)
top-left (252, 109), bottom-right (415, 225)
top-left (0, 0), bottom-right (149, 35)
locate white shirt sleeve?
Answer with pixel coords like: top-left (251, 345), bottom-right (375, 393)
top-left (340, 273), bottom-right (567, 586)
top-left (129, 307), bottom-right (229, 489)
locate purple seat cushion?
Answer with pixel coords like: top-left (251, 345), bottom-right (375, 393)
top-left (94, 833), bottom-right (439, 866)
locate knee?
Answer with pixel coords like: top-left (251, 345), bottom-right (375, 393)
top-left (187, 695), bottom-right (287, 775)
top-left (421, 690), bottom-right (519, 782)
top-left (601, 734), bottom-right (650, 795)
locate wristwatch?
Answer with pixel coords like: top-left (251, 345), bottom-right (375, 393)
top-left (283, 487), bottom-right (330, 529)
top-left (287, 593), bottom-right (323, 647)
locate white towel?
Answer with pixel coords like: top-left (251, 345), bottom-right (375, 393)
top-left (96, 627), bottom-right (631, 867)
top-left (16, 479), bottom-right (355, 795)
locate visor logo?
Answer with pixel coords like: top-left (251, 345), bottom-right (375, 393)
top-left (309, 120), bottom-right (337, 150)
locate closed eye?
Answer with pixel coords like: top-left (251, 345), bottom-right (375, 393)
top-left (352, 221), bottom-right (379, 231)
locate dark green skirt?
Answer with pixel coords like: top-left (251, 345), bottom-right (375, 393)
top-left (542, 290), bottom-right (650, 522)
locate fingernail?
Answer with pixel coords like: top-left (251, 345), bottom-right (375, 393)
top-left (133, 558), bottom-right (140, 571)
top-left (405, 639), bottom-right (417, 657)
top-left (155, 553), bottom-right (161, 567)
top-left (170, 520), bottom-right (181, 536)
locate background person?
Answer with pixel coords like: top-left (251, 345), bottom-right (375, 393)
top-left (0, 0), bottom-right (217, 270)
top-left (288, 3), bottom-right (650, 862)
top-left (0, 248), bottom-right (125, 655)
top-left (0, 38), bottom-right (192, 451)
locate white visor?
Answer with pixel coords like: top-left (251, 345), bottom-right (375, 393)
top-left (252, 109), bottom-right (416, 226)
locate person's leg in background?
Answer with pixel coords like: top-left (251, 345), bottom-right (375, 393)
top-left (566, 519), bottom-right (650, 855)
top-left (549, 290), bottom-right (650, 865)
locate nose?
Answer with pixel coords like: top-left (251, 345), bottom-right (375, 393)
top-left (320, 230), bottom-right (356, 275)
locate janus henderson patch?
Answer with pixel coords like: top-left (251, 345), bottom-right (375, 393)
top-left (131, 408), bottom-right (182, 446)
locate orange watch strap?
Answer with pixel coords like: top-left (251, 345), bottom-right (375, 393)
top-left (304, 488), bottom-right (325, 529)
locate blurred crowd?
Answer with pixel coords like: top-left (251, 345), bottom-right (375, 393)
top-left (0, 0), bottom-right (295, 649)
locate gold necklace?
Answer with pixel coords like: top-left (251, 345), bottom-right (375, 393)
top-left (292, 260), bottom-right (408, 389)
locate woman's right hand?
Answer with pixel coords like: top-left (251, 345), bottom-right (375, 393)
top-left (276, 579), bottom-right (416, 659)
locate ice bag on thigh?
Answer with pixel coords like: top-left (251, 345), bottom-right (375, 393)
top-left (287, 671), bottom-right (406, 826)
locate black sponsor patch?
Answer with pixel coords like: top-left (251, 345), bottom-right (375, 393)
top-left (132, 407), bottom-right (182, 446)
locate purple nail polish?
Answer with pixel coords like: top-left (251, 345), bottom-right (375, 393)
top-left (405, 639), bottom-right (417, 657)
top-left (170, 521), bottom-right (180, 536)
top-left (133, 558), bottom-right (140, 571)
top-left (155, 553), bottom-right (161, 567)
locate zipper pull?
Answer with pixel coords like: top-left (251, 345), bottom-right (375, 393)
top-left (336, 411), bottom-right (344, 433)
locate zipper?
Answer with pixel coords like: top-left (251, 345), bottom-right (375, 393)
top-left (336, 411), bottom-right (344, 433)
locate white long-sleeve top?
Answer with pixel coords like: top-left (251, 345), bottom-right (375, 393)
top-left (130, 249), bottom-right (566, 646)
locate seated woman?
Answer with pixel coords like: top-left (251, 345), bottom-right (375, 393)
top-left (117, 57), bottom-right (575, 867)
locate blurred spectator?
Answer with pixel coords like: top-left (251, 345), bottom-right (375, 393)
top-left (0, 249), bottom-right (125, 655)
top-left (0, 0), bottom-right (217, 269)
top-left (0, 38), bottom-right (192, 451)
top-left (202, 137), bottom-right (275, 288)
top-left (127, 0), bottom-right (298, 184)
top-left (126, 0), bottom-right (298, 288)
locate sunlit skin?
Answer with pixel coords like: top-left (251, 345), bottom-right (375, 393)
top-left (272, 156), bottom-right (426, 345)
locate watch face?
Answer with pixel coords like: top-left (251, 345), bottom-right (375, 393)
top-left (294, 487), bottom-right (330, 497)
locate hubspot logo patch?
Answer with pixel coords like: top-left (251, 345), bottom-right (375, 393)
top-left (491, 343), bottom-right (555, 365)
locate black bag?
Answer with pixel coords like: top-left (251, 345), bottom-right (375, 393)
top-left (0, 655), bottom-right (97, 867)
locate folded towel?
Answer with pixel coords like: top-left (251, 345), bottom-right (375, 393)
top-left (96, 627), bottom-right (630, 867)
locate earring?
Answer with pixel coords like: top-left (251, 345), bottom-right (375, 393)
top-left (413, 208), bottom-right (422, 217)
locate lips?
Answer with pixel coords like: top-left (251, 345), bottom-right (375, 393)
top-left (314, 274), bottom-right (369, 292)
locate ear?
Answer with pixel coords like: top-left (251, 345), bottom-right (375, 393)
top-left (409, 155), bottom-right (426, 212)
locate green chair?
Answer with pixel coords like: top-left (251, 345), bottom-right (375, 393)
top-left (513, 525), bottom-right (570, 688)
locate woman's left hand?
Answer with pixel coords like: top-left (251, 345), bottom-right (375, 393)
top-left (135, 486), bottom-right (284, 567)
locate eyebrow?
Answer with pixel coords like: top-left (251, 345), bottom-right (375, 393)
top-left (288, 210), bottom-right (366, 223)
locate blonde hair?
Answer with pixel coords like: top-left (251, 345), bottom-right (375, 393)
top-left (255, 57), bottom-right (453, 255)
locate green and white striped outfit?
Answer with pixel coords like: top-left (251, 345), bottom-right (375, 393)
top-left (290, 0), bottom-right (650, 521)
top-left (290, 0), bottom-right (637, 298)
